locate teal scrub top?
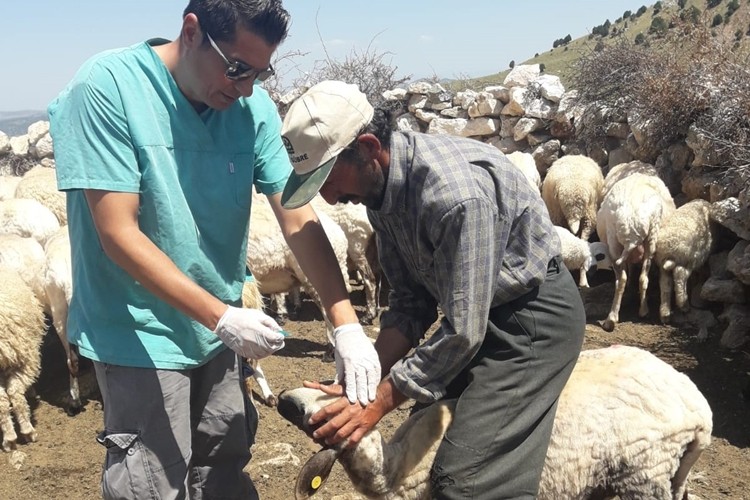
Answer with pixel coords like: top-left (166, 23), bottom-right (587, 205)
top-left (48, 39), bottom-right (291, 369)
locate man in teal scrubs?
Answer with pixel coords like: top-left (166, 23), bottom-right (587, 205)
top-left (48, 1), bottom-right (380, 498)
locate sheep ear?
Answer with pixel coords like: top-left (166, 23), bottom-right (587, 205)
top-left (295, 448), bottom-right (339, 499)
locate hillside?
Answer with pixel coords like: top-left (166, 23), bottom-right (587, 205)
top-left (0, 110), bottom-right (48, 137)
top-left (468, 0), bottom-right (750, 88)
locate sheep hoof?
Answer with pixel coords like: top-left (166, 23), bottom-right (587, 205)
top-left (638, 305), bottom-right (649, 318)
top-left (264, 394), bottom-right (278, 407)
top-left (2, 436), bottom-right (17, 452)
top-left (601, 318), bottom-right (616, 332)
top-left (20, 427), bottom-right (37, 444)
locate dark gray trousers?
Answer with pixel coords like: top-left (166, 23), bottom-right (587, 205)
top-left (94, 348), bottom-right (258, 500)
top-left (429, 256), bottom-right (585, 499)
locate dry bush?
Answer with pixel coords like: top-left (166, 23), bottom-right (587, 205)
top-left (571, 9), bottom-right (750, 187)
top-left (0, 155), bottom-right (37, 177)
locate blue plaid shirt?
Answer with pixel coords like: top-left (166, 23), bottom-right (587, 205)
top-left (369, 132), bottom-right (560, 403)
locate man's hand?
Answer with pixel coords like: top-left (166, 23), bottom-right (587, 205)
top-left (214, 306), bottom-right (285, 360)
top-left (332, 324), bottom-right (380, 405)
top-left (303, 381), bottom-right (385, 447)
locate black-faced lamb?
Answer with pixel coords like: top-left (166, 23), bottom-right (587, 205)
top-left (0, 269), bottom-right (46, 451)
top-left (279, 345), bottom-right (712, 500)
top-left (655, 199), bottom-right (717, 325)
top-left (596, 172), bottom-right (676, 331)
top-left (541, 154), bottom-right (604, 242)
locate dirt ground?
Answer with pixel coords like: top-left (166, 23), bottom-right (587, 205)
top-left (1, 279), bottom-right (749, 500)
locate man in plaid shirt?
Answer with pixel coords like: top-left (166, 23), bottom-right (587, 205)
top-left (280, 80), bottom-right (585, 499)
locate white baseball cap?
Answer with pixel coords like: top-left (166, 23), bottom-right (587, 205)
top-left (280, 80), bottom-right (374, 209)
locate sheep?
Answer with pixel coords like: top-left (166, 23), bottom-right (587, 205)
top-left (596, 172), bottom-right (676, 332)
top-left (0, 175), bottom-right (21, 201)
top-left (602, 160), bottom-right (657, 200)
top-left (246, 191), bottom-right (349, 343)
top-left (42, 226), bottom-right (81, 414)
top-left (0, 198), bottom-right (60, 246)
top-left (310, 195), bottom-right (380, 323)
top-left (278, 345), bottom-right (712, 500)
top-left (0, 234), bottom-right (48, 310)
top-left (655, 199), bottom-right (717, 325)
top-left (506, 151), bottom-right (541, 190)
top-left (541, 154), bottom-right (604, 243)
top-left (14, 165), bottom-right (66, 225)
top-left (554, 226), bottom-right (611, 288)
top-left (0, 269), bottom-right (46, 452)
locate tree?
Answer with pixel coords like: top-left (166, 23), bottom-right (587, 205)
top-left (623, 10), bottom-right (632, 18)
top-left (677, 0), bottom-right (687, 8)
top-left (650, 16), bottom-right (669, 35)
top-left (539, 63), bottom-right (546, 73)
top-left (707, 0), bottom-right (722, 7)
top-left (634, 33), bottom-right (646, 44)
top-left (509, 60), bottom-right (515, 69)
top-left (654, 1), bottom-right (663, 14)
top-left (564, 34), bottom-right (572, 43)
top-left (636, 5), bottom-right (648, 16)
top-left (712, 13), bottom-right (723, 26)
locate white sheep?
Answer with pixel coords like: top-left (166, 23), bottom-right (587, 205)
top-left (0, 197), bottom-right (60, 246)
top-left (246, 191), bottom-right (349, 342)
top-left (0, 269), bottom-right (46, 452)
top-left (14, 165), bottom-right (67, 225)
top-left (0, 175), bottom-right (21, 201)
top-left (541, 155), bottom-right (604, 242)
top-left (0, 234), bottom-right (48, 311)
top-left (602, 160), bottom-right (657, 200)
top-left (655, 199), bottom-right (717, 325)
top-left (506, 151), bottom-right (541, 190)
top-left (596, 172), bottom-right (676, 331)
top-left (278, 345), bottom-right (712, 500)
top-left (554, 226), bottom-right (611, 288)
top-left (42, 226), bottom-right (81, 414)
top-left (310, 195), bottom-right (380, 323)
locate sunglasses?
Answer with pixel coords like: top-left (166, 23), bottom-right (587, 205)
top-left (205, 31), bottom-right (275, 82)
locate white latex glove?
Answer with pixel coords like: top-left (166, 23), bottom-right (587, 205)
top-left (332, 323), bottom-right (381, 405)
top-left (214, 306), bottom-right (286, 360)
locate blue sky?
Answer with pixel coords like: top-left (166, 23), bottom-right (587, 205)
top-left (1, 0), bottom-right (647, 112)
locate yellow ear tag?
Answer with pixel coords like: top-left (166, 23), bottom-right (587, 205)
top-left (311, 476), bottom-right (322, 490)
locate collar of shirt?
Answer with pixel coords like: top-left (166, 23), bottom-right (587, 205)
top-left (376, 132), bottom-right (412, 215)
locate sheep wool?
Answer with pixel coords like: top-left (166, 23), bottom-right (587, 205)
top-left (541, 154), bottom-right (604, 241)
top-left (15, 166), bottom-right (67, 225)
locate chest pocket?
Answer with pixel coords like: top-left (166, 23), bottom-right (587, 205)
top-left (231, 153), bottom-right (255, 210)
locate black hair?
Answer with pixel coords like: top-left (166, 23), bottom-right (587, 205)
top-left (183, 0), bottom-right (290, 46)
top-left (338, 102), bottom-right (399, 165)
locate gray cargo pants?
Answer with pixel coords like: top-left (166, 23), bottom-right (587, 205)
top-left (93, 347), bottom-right (258, 500)
top-left (429, 256), bottom-right (585, 499)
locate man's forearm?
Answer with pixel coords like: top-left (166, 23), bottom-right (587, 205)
top-left (374, 326), bottom-right (412, 378)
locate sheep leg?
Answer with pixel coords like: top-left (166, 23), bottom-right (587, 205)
top-left (670, 438), bottom-right (705, 500)
top-left (6, 374), bottom-right (36, 445)
top-left (48, 284), bottom-right (82, 414)
top-left (659, 267), bottom-right (674, 324)
top-left (603, 262), bottom-right (627, 332)
top-left (673, 266), bottom-right (691, 313)
top-left (0, 383), bottom-right (17, 451)
top-left (578, 263), bottom-right (590, 288)
top-left (638, 239), bottom-right (657, 318)
top-left (249, 360), bottom-right (277, 407)
top-left (271, 293), bottom-right (288, 325)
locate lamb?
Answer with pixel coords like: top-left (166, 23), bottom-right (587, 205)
top-left (541, 154), bottom-right (604, 242)
top-left (246, 191), bottom-right (349, 340)
top-left (310, 195), bottom-right (380, 323)
top-left (506, 151), bottom-right (541, 190)
top-left (42, 226), bottom-right (82, 414)
top-left (554, 226), bottom-right (611, 288)
top-left (14, 165), bottom-right (67, 225)
top-left (596, 172), bottom-right (676, 332)
top-left (278, 345), bottom-right (712, 500)
top-left (655, 199), bottom-right (717, 325)
top-left (0, 269), bottom-right (46, 451)
top-left (0, 197), bottom-right (60, 246)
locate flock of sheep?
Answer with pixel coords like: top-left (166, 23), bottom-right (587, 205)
top-left (0, 150), bottom-right (716, 499)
